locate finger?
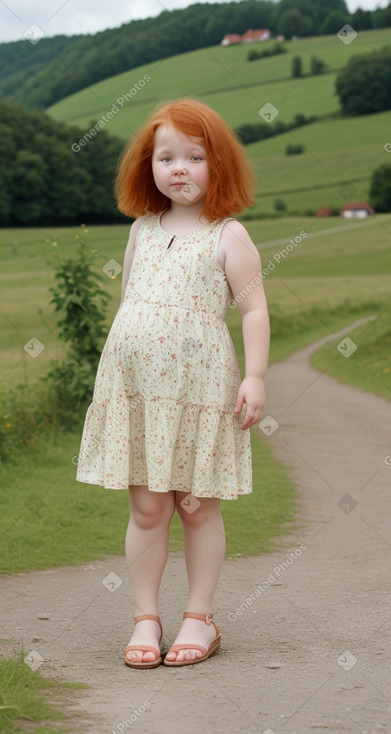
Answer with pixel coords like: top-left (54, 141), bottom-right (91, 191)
top-left (233, 393), bottom-right (244, 413)
top-left (241, 405), bottom-right (255, 429)
top-left (241, 407), bottom-right (264, 430)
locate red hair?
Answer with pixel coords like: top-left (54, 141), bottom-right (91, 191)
top-left (114, 97), bottom-right (257, 221)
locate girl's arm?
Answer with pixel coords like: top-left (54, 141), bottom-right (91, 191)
top-left (220, 220), bottom-right (270, 430)
top-left (120, 217), bottom-right (145, 304)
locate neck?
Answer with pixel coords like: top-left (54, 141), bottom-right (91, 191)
top-left (165, 201), bottom-right (209, 227)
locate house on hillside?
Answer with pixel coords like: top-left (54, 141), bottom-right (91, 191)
top-left (241, 29), bottom-right (271, 43)
top-left (340, 202), bottom-right (375, 218)
top-left (221, 33), bottom-right (242, 45)
top-left (221, 28), bottom-right (271, 45)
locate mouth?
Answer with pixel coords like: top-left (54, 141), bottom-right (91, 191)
top-left (171, 182), bottom-right (188, 186)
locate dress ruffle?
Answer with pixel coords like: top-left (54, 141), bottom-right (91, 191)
top-left (76, 396), bottom-right (252, 499)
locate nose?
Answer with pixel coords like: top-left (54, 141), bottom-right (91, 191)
top-left (172, 160), bottom-right (187, 175)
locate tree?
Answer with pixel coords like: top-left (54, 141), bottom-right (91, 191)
top-left (350, 8), bottom-right (373, 30)
top-left (310, 55), bottom-right (327, 74)
top-left (278, 9), bottom-right (311, 38)
top-left (0, 102), bottom-right (124, 226)
top-left (320, 10), bottom-right (350, 35)
top-left (335, 46), bottom-right (391, 115)
top-left (277, 0), bottom-right (348, 33)
top-left (11, 150), bottom-right (47, 224)
top-left (291, 55), bottom-right (303, 78)
top-left (369, 163), bottom-right (391, 212)
top-left (319, 10), bottom-right (350, 36)
top-left (372, 3), bottom-right (391, 28)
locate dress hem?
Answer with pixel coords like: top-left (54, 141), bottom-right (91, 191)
top-left (75, 475), bottom-right (252, 500)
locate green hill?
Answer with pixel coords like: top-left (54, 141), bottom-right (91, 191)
top-left (48, 30), bottom-right (390, 132)
top-left (47, 29), bottom-right (391, 215)
top-left (4, 0), bottom-right (383, 110)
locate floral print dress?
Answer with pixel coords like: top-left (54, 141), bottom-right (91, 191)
top-left (76, 211), bottom-right (252, 499)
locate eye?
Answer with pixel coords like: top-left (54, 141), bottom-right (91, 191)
top-left (161, 157), bottom-right (171, 163)
top-left (191, 155), bottom-right (202, 161)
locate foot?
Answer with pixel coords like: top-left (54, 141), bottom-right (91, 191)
top-left (165, 616), bottom-right (217, 663)
top-left (124, 618), bottom-right (162, 665)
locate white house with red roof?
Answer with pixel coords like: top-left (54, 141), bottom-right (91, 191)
top-left (221, 29), bottom-right (271, 45)
top-left (340, 202), bottom-right (375, 218)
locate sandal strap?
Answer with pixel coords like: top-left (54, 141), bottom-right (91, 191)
top-left (134, 614), bottom-right (163, 637)
top-left (183, 612), bottom-right (214, 625)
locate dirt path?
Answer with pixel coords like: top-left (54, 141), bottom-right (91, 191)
top-left (2, 316), bottom-right (390, 734)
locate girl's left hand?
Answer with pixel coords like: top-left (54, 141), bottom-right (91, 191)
top-left (233, 376), bottom-right (266, 430)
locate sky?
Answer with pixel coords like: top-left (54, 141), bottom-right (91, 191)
top-left (0, 0), bottom-right (388, 44)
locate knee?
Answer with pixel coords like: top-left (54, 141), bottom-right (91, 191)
top-left (130, 490), bottom-right (175, 530)
top-left (176, 494), bottom-right (220, 527)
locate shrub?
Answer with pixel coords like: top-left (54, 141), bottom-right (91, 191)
top-left (42, 242), bottom-right (111, 410)
top-left (235, 113), bottom-right (317, 146)
top-left (335, 46), bottom-right (391, 116)
top-left (0, 241), bottom-right (112, 463)
top-left (310, 55), bottom-right (327, 74)
top-left (369, 163), bottom-right (391, 212)
top-left (274, 198), bottom-right (287, 212)
top-left (291, 55), bottom-right (302, 78)
top-left (285, 143), bottom-right (305, 155)
top-left (247, 43), bottom-right (286, 61)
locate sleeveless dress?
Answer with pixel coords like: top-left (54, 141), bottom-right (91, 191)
top-left (75, 211), bottom-right (252, 500)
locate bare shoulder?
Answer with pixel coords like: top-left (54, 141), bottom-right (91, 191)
top-left (126, 215), bottom-right (148, 252)
top-left (219, 219), bottom-right (259, 264)
top-left (130, 214), bottom-right (148, 239)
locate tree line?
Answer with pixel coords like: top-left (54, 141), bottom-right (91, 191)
top-left (0, 103), bottom-right (125, 226)
top-left (1, 0), bottom-right (390, 110)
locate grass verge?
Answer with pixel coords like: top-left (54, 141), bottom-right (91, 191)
top-left (310, 306), bottom-right (391, 401)
top-left (0, 650), bottom-right (87, 733)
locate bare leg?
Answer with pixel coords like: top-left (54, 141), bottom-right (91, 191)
top-left (165, 492), bottom-right (226, 663)
top-left (124, 484), bottom-right (176, 663)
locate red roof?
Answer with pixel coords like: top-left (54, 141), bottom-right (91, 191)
top-left (316, 207), bottom-right (332, 217)
top-left (241, 29), bottom-right (269, 40)
top-left (222, 33), bottom-right (241, 44)
top-left (222, 29), bottom-right (271, 44)
top-left (340, 201), bottom-right (375, 213)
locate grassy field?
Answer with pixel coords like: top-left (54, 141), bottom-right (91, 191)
top-left (48, 29), bottom-right (391, 134)
top-left (248, 109), bottom-right (391, 215)
top-left (1, 215), bottom-right (390, 385)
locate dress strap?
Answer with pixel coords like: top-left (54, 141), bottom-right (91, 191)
top-left (214, 216), bottom-right (236, 232)
top-left (214, 217), bottom-right (237, 270)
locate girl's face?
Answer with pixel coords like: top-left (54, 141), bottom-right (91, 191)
top-left (151, 124), bottom-right (209, 207)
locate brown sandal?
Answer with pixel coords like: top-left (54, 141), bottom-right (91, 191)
top-left (163, 612), bottom-right (221, 666)
top-left (124, 614), bottom-right (163, 669)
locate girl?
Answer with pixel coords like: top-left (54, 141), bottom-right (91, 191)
top-left (76, 97), bottom-right (270, 668)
